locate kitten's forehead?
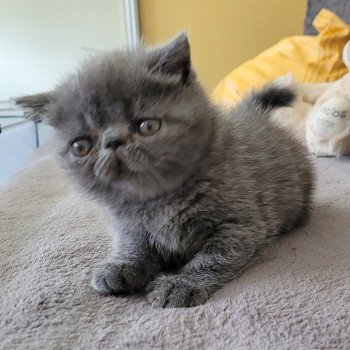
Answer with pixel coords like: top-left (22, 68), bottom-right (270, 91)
top-left (56, 51), bottom-right (179, 116)
top-left (53, 46), bottom-right (198, 137)
top-left (72, 50), bottom-right (179, 100)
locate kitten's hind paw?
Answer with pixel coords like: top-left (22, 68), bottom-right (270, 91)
top-left (91, 261), bottom-right (151, 295)
top-left (147, 275), bottom-right (209, 308)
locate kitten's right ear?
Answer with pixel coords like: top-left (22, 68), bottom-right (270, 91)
top-left (148, 32), bottom-right (191, 85)
top-left (15, 92), bottom-right (55, 123)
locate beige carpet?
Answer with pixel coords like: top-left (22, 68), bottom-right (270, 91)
top-left (1, 146), bottom-right (350, 349)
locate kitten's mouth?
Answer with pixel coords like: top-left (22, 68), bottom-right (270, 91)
top-left (111, 151), bottom-right (128, 173)
top-left (94, 151), bottom-right (129, 181)
top-left (113, 153), bottom-right (123, 167)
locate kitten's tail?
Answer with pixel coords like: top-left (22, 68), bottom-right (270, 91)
top-left (248, 85), bottom-right (296, 111)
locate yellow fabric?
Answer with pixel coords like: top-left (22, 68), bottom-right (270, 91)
top-left (213, 9), bottom-right (350, 105)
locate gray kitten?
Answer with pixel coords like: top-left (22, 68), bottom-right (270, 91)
top-left (16, 33), bottom-right (313, 308)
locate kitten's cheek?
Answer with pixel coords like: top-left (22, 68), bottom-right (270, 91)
top-left (94, 156), bottom-right (111, 179)
top-left (67, 151), bottom-right (98, 176)
top-left (118, 148), bottom-right (147, 172)
top-left (68, 151), bottom-right (89, 164)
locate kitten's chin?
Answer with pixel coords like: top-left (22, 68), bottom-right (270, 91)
top-left (94, 164), bottom-right (160, 201)
top-left (112, 182), bottom-right (164, 201)
top-left (109, 170), bottom-right (192, 202)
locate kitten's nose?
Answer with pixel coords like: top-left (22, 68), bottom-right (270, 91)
top-left (102, 126), bottom-right (128, 150)
top-left (104, 138), bottom-right (125, 150)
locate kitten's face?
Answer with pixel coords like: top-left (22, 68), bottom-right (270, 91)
top-left (16, 33), bottom-right (215, 200)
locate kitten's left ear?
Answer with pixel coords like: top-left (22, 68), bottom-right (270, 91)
top-left (148, 32), bottom-right (191, 84)
top-left (15, 92), bottom-right (56, 123)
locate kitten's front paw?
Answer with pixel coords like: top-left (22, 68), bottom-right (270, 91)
top-left (91, 261), bottom-right (150, 295)
top-left (147, 275), bottom-right (209, 308)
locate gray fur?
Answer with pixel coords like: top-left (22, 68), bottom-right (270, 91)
top-left (15, 33), bottom-right (314, 308)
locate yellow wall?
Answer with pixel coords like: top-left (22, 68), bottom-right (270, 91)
top-left (139, 0), bottom-right (307, 90)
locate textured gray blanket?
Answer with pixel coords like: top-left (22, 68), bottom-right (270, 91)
top-left (1, 151), bottom-right (350, 349)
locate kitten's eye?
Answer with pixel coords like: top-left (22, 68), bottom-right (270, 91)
top-left (136, 119), bottom-right (161, 136)
top-left (70, 137), bottom-right (93, 157)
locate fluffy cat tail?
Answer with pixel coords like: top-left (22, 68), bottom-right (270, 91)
top-left (249, 85), bottom-right (296, 111)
